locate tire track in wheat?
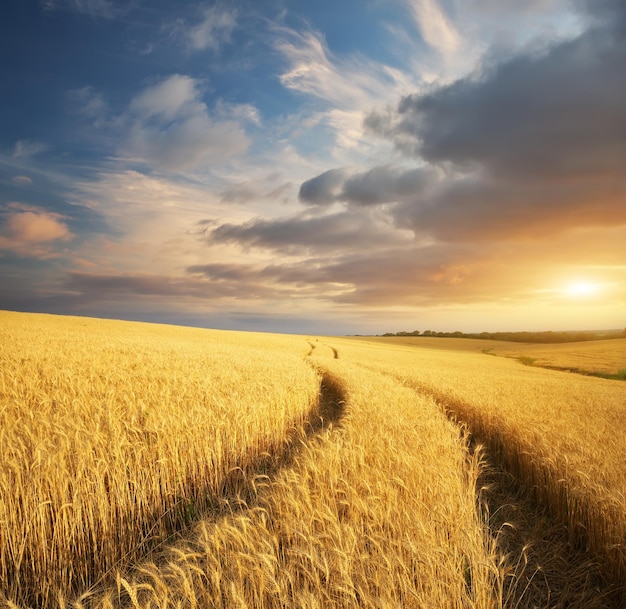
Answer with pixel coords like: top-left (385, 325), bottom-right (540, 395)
top-left (353, 361), bottom-right (622, 608)
top-left (82, 371), bottom-right (346, 606)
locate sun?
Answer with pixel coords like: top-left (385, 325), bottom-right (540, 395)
top-left (565, 281), bottom-right (599, 297)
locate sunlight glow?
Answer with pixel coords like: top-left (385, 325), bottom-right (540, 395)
top-left (565, 281), bottom-right (600, 297)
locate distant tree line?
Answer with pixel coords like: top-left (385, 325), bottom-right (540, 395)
top-left (379, 328), bottom-right (626, 343)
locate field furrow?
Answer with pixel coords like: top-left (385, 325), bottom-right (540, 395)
top-left (3, 313), bottom-right (624, 608)
top-left (332, 337), bottom-right (626, 605)
top-left (475, 445), bottom-right (617, 608)
top-left (83, 356), bottom-right (500, 608)
top-left (0, 312), bottom-right (320, 608)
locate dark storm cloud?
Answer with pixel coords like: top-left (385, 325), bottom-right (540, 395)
top-left (294, 5), bottom-right (626, 245)
top-left (361, 7), bottom-right (626, 241)
top-left (253, 226), bottom-right (626, 306)
top-left (383, 29), bottom-right (626, 179)
top-left (394, 173), bottom-right (626, 242)
top-left (191, 2), bottom-right (626, 314)
top-left (187, 261), bottom-right (346, 293)
top-left (339, 166), bottom-right (435, 206)
top-left (299, 166), bottom-right (435, 207)
top-left (576, 0), bottom-right (626, 23)
top-left (188, 240), bottom-right (565, 307)
top-left (208, 210), bottom-right (408, 255)
top-left (298, 169), bottom-right (348, 205)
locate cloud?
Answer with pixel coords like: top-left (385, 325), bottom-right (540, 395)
top-left (11, 176), bottom-right (33, 186)
top-left (384, 34), bottom-right (626, 179)
top-left (14, 0), bottom-right (623, 330)
top-left (276, 28), bottom-right (407, 109)
top-left (404, 0), bottom-right (461, 55)
top-left (185, 5), bottom-right (237, 52)
top-left (0, 203), bottom-right (73, 258)
top-left (12, 140), bottom-right (48, 158)
top-left (214, 100), bottom-right (261, 126)
top-left (208, 209), bottom-right (409, 255)
top-left (299, 165), bottom-right (436, 206)
top-left (64, 167), bottom-right (244, 274)
top-left (0, 269), bottom-right (341, 333)
top-left (186, 244), bottom-right (499, 306)
top-left (340, 165), bottom-right (435, 205)
top-left (466, 0), bottom-right (556, 13)
top-left (62, 165), bottom-right (306, 296)
top-left (361, 7), bottom-right (626, 241)
top-left (65, 271), bottom-right (288, 302)
top-left (190, 1), bottom-right (626, 316)
top-left (273, 25), bottom-right (420, 157)
top-left (220, 175), bottom-right (293, 205)
top-left (5, 212), bottom-right (69, 242)
top-left (129, 75), bottom-right (199, 120)
top-left (298, 169), bottom-right (349, 205)
top-left (122, 75), bottom-right (250, 172)
top-left (197, 224), bottom-right (497, 306)
top-left (41, 0), bottom-right (122, 19)
top-left (576, 0), bottom-right (626, 23)
top-left (187, 260), bottom-right (354, 297)
top-left (393, 174), bottom-right (626, 242)
top-left (193, 221), bottom-right (626, 309)
top-left (67, 86), bottom-right (108, 125)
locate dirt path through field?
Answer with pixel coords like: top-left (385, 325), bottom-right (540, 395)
top-left (394, 373), bottom-right (621, 607)
top-left (208, 371), bottom-right (346, 511)
top-left (340, 360), bottom-right (622, 607)
top-left (307, 338), bottom-right (339, 359)
top-left (81, 371), bottom-right (346, 605)
top-left (474, 445), bottom-right (618, 609)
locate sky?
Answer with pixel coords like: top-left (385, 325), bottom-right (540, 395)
top-left (0, 0), bottom-right (625, 335)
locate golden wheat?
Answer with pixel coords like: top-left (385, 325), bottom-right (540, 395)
top-left (3, 311), bottom-right (623, 608)
top-left (0, 311), bottom-right (319, 607)
top-left (490, 337), bottom-right (626, 377)
top-left (86, 352), bottom-right (501, 608)
top-left (366, 335), bottom-right (626, 377)
top-left (333, 336), bottom-right (626, 598)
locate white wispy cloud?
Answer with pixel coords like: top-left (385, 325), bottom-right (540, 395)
top-left (214, 100), bottom-right (261, 127)
top-left (404, 0), bottom-right (461, 55)
top-left (67, 86), bottom-right (107, 117)
top-left (178, 5), bottom-right (237, 52)
top-left (129, 75), bottom-right (199, 120)
top-left (273, 26), bottom-right (422, 161)
top-left (122, 75), bottom-right (251, 172)
top-left (11, 176), bottom-right (33, 186)
top-left (12, 140), bottom-right (48, 158)
top-left (67, 86), bottom-right (109, 128)
top-left (276, 29), bottom-right (405, 108)
top-left (41, 0), bottom-right (122, 19)
top-left (65, 167), bottom-right (257, 275)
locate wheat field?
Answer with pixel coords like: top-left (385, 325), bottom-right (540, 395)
top-left (367, 335), bottom-right (626, 377)
top-left (0, 312), bottom-right (319, 607)
top-left (1, 311), bottom-right (624, 607)
top-left (489, 338), bottom-right (626, 377)
top-left (88, 357), bottom-right (500, 608)
top-left (336, 336), bottom-right (626, 603)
